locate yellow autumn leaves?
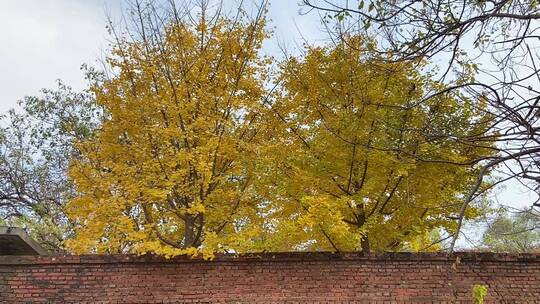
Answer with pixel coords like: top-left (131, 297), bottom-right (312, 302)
top-left (65, 8), bottom-right (494, 257)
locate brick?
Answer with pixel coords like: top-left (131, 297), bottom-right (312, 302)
top-left (0, 252), bottom-right (538, 303)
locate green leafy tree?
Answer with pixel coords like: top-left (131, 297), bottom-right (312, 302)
top-left (482, 209), bottom-right (540, 252)
top-left (0, 80), bottom-right (102, 252)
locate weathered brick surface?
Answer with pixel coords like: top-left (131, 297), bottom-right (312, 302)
top-left (0, 252), bottom-right (538, 303)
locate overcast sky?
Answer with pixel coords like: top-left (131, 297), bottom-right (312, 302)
top-left (0, 0), bottom-right (108, 112)
top-left (0, 0), bottom-right (536, 215)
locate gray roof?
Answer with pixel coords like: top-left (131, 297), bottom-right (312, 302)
top-left (0, 226), bottom-right (47, 255)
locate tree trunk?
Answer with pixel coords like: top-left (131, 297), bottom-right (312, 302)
top-left (357, 203), bottom-right (370, 253)
top-left (183, 215), bottom-right (195, 248)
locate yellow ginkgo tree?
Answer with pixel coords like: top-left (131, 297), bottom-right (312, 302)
top-left (66, 1), bottom-right (496, 257)
top-left (66, 2), bottom-right (270, 257)
top-left (255, 36), bottom-right (495, 253)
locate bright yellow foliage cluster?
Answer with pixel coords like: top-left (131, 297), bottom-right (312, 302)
top-left (66, 14), bottom-right (269, 257)
top-left (66, 10), bottom-right (494, 256)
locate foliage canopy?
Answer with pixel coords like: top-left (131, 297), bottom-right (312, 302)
top-left (255, 37), bottom-right (494, 252)
top-left (0, 1), bottom-right (504, 256)
top-left (66, 5), bottom-right (270, 257)
top-left (64, 2), bottom-right (496, 256)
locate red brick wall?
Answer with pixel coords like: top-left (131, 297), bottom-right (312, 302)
top-left (0, 252), bottom-right (539, 303)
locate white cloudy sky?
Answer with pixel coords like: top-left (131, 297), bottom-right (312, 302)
top-left (0, 0), bottom-right (109, 112)
top-left (0, 0), bottom-right (536, 214)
